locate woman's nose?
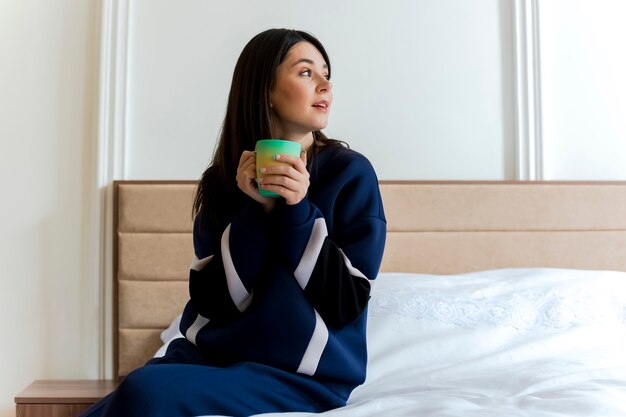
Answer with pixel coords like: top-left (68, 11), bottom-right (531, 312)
top-left (318, 79), bottom-right (332, 93)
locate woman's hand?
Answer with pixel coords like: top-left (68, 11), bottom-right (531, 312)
top-left (236, 150), bottom-right (276, 212)
top-left (257, 151), bottom-right (309, 206)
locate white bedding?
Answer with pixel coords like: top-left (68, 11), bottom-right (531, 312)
top-left (157, 268), bottom-right (626, 416)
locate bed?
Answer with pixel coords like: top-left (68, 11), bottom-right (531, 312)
top-left (114, 180), bottom-right (626, 416)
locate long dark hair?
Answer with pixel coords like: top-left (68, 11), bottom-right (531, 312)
top-left (193, 28), bottom-right (343, 231)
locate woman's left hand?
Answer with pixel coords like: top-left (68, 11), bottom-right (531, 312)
top-left (257, 151), bottom-right (309, 205)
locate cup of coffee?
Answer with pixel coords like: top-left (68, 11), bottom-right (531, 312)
top-left (255, 139), bottom-right (302, 197)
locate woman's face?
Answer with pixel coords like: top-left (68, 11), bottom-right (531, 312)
top-left (269, 41), bottom-right (332, 140)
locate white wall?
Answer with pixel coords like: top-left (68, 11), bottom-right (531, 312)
top-left (0, 1), bottom-right (102, 416)
top-left (124, 0), bottom-right (517, 180)
top-left (540, 0), bottom-right (626, 179)
top-left (122, 0), bottom-right (626, 182)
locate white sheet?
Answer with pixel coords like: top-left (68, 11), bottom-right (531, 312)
top-left (159, 268), bottom-right (626, 416)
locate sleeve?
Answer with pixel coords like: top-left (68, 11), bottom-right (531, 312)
top-left (187, 201), bottom-right (271, 325)
top-left (274, 157), bottom-right (387, 328)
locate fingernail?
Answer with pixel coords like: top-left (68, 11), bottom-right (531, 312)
top-left (274, 154), bottom-right (281, 160)
top-left (260, 168), bottom-right (266, 173)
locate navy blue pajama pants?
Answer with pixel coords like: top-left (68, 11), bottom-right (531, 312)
top-left (79, 339), bottom-right (349, 417)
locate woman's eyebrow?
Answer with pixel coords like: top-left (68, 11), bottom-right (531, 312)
top-left (291, 58), bottom-right (328, 69)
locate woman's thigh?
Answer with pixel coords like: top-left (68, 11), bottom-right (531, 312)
top-left (82, 362), bottom-right (344, 417)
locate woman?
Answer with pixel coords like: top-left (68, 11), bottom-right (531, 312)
top-left (81, 28), bottom-right (386, 417)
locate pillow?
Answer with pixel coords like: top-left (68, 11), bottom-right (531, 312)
top-left (160, 313), bottom-right (183, 343)
top-left (350, 268), bottom-right (626, 401)
top-left (153, 313), bottom-right (183, 358)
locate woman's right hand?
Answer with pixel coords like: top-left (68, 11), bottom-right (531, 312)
top-left (236, 150), bottom-right (276, 212)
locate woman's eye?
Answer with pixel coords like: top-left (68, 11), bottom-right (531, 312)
top-left (299, 69), bottom-right (329, 80)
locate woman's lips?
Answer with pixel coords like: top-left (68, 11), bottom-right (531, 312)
top-left (312, 100), bottom-right (330, 110)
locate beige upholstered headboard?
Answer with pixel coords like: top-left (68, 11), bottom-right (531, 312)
top-left (113, 180), bottom-right (626, 378)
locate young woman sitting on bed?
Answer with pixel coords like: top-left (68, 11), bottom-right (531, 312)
top-left (80, 28), bottom-right (386, 417)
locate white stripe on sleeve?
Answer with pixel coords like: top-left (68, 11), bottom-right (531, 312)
top-left (221, 224), bottom-right (253, 312)
top-left (294, 218), bottom-right (328, 289)
top-left (296, 309), bottom-right (329, 376)
top-left (339, 249), bottom-right (369, 280)
top-left (190, 255), bottom-right (213, 271)
top-left (185, 314), bottom-right (210, 345)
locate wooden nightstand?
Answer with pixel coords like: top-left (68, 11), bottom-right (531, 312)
top-left (15, 380), bottom-right (117, 417)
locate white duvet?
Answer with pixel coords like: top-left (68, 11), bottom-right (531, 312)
top-left (157, 268), bottom-right (626, 416)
